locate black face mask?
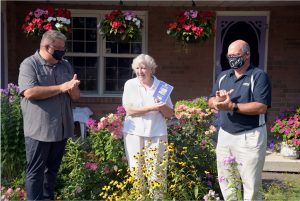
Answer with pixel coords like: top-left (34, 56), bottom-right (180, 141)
top-left (52, 49), bottom-right (66, 61)
top-left (228, 56), bottom-right (245, 69)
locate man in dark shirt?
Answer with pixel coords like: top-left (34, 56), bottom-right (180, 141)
top-left (18, 30), bottom-right (80, 200)
top-left (208, 40), bottom-right (271, 200)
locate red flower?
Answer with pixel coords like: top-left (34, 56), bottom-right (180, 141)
top-left (47, 6), bottom-right (55, 16)
top-left (24, 15), bottom-right (31, 22)
top-left (182, 24), bottom-right (192, 31)
top-left (111, 10), bottom-right (122, 16)
top-left (168, 22), bottom-right (177, 29)
top-left (111, 21), bottom-right (122, 29)
top-left (32, 18), bottom-right (43, 28)
top-left (177, 16), bottom-right (187, 24)
top-left (43, 23), bottom-right (53, 31)
top-left (24, 23), bottom-right (34, 32)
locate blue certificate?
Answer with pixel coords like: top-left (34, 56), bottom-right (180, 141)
top-left (153, 81), bottom-right (174, 103)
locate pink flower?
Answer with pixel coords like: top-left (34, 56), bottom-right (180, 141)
top-left (182, 24), bottom-right (192, 31)
top-left (111, 21), bottom-right (122, 29)
top-left (19, 190), bottom-right (25, 198)
top-left (223, 155), bottom-right (236, 165)
top-left (218, 176), bottom-right (225, 183)
top-left (75, 186), bottom-right (82, 194)
top-left (6, 188), bottom-right (13, 195)
top-left (84, 162), bottom-right (98, 171)
top-left (43, 23), bottom-right (52, 31)
top-left (103, 165), bottom-right (110, 174)
top-left (86, 118), bottom-right (96, 129)
top-left (117, 105), bottom-right (126, 116)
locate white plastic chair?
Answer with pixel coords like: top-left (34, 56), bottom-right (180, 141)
top-left (72, 107), bottom-right (93, 139)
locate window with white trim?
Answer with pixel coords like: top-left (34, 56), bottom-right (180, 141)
top-left (66, 10), bottom-right (147, 97)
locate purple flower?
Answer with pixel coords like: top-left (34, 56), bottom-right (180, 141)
top-left (86, 118), bottom-right (96, 129)
top-left (223, 155), bottom-right (236, 165)
top-left (0, 89), bottom-right (9, 96)
top-left (75, 186), bottom-right (82, 193)
top-left (269, 140), bottom-right (274, 150)
top-left (206, 172), bottom-right (213, 179)
top-left (123, 10), bottom-right (136, 20)
top-left (207, 180), bottom-right (212, 187)
top-left (184, 10), bottom-right (198, 18)
top-left (116, 105), bottom-right (126, 116)
top-left (218, 176), bottom-right (225, 183)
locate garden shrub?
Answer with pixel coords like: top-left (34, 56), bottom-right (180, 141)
top-left (1, 83), bottom-right (26, 183)
top-left (56, 108), bottom-right (128, 200)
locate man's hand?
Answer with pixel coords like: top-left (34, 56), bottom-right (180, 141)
top-left (60, 74), bottom-right (80, 93)
top-left (213, 89), bottom-right (234, 111)
top-left (215, 89), bottom-right (234, 111)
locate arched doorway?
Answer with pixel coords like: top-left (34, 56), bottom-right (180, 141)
top-left (214, 12), bottom-right (269, 80)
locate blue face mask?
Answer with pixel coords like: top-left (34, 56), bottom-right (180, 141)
top-left (52, 49), bottom-right (66, 61)
top-left (228, 56), bottom-right (245, 69)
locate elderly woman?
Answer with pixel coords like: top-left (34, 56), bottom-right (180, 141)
top-left (122, 54), bottom-right (174, 197)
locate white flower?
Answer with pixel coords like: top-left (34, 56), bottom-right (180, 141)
top-left (56, 17), bottom-right (70, 25)
top-left (47, 17), bottom-right (56, 22)
top-left (55, 23), bottom-right (63, 29)
top-left (134, 19), bottom-right (141, 28)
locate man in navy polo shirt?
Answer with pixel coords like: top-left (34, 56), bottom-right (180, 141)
top-left (208, 40), bottom-right (271, 200)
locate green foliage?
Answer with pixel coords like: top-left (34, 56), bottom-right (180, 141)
top-left (168, 97), bottom-right (219, 199)
top-left (263, 176), bottom-right (300, 201)
top-left (56, 129), bottom-right (127, 200)
top-left (1, 83), bottom-right (26, 182)
top-left (175, 97), bottom-right (209, 110)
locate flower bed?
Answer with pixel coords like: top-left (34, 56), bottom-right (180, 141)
top-left (271, 107), bottom-right (300, 153)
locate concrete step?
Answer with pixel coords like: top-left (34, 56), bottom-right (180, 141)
top-left (263, 151), bottom-right (300, 173)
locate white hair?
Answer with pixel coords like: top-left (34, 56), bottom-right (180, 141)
top-left (131, 54), bottom-right (158, 73)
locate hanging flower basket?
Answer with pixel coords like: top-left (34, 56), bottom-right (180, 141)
top-left (99, 10), bottom-right (143, 42)
top-left (22, 6), bottom-right (72, 38)
top-left (167, 10), bottom-right (216, 44)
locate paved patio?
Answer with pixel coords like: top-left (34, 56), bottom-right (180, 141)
top-left (263, 152), bottom-right (300, 173)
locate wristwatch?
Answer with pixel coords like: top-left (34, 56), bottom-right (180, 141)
top-left (233, 103), bottom-right (239, 112)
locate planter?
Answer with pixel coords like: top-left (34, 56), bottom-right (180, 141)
top-left (280, 142), bottom-right (299, 159)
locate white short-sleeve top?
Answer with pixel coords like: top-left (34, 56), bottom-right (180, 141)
top-left (122, 76), bottom-right (173, 137)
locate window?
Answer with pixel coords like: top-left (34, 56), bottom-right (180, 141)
top-left (66, 10), bottom-right (147, 97)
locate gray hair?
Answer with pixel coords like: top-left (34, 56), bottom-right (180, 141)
top-left (132, 54), bottom-right (158, 73)
top-left (40, 30), bottom-right (67, 46)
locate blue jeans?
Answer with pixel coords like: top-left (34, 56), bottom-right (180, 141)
top-left (25, 137), bottom-right (67, 200)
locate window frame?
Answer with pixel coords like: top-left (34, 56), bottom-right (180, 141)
top-left (67, 9), bottom-right (148, 97)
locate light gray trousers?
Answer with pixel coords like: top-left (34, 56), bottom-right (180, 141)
top-left (216, 125), bottom-right (267, 201)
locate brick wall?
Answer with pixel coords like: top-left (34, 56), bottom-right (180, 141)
top-left (5, 2), bottom-right (300, 123)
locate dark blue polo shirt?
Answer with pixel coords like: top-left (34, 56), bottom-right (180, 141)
top-left (210, 65), bottom-right (272, 133)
